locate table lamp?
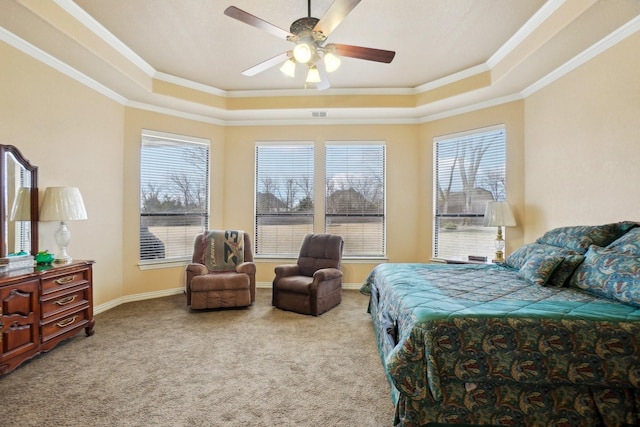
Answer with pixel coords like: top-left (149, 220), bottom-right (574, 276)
top-left (39, 187), bottom-right (87, 263)
top-left (483, 201), bottom-right (516, 263)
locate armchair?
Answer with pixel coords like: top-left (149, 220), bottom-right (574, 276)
top-left (186, 230), bottom-right (256, 309)
top-left (272, 233), bottom-right (344, 316)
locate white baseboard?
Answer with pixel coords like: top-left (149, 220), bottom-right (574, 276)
top-left (94, 282), bottom-right (362, 315)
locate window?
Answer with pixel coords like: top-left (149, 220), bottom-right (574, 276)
top-left (326, 143), bottom-right (385, 257)
top-left (140, 130), bottom-right (209, 263)
top-left (433, 126), bottom-right (506, 260)
top-left (255, 143), bottom-right (314, 256)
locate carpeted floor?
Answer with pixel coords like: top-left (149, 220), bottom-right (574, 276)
top-left (0, 288), bottom-right (395, 426)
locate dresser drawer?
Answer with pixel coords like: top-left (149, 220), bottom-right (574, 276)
top-left (40, 285), bottom-right (89, 321)
top-left (41, 309), bottom-right (88, 343)
top-left (41, 268), bottom-right (89, 296)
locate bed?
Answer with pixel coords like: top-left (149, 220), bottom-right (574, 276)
top-left (361, 222), bottom-right (640, 426)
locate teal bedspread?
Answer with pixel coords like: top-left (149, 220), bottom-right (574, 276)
top-left (362, 263), bottom-right (640, 427)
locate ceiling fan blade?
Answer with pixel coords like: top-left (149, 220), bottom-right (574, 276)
top-left (242, 52), bottom-right (290, 77)
top-left (332, 44), bottom-right (396, 63)
top-left (313, 0), bottom-right (361, 39)
top-left (224, 6), bottom-right (295, 40)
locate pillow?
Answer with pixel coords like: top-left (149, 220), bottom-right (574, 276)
top-left (606, 226), bottom-right (640, 255)
top-left (536, 222), bottom-right (637, 254)
top-left (518, 253), bottom-right (565, 286)
top-left (506, 243), bottom-right (584, 287)
top-left (569, 245), bottom-right (640, 308)
top-left (548, 253), bottom-right (584, 287)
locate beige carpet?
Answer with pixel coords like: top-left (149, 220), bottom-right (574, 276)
top-left (0, 289), bottom-right (395, 426)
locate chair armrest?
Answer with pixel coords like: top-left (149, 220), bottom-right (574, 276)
top-left (236, 261), bottom-right (256, 275)
top-left (274, 264), bottom-right (301, 278)
top-left (313, 267), bottom-right (343, 282)
top-left (186, 263), bottom-right (208, 276)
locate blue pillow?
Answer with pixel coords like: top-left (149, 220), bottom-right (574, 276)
top-left (506, 243), bottom-right (584, 287)
top-left (570, 245), bottom-right (640, 308)
top-left (518, 253), bottom-right (565, 286)
top-left (606, 226), bottom-right (640, 255)
top-left (536, 222), bottom-right (636, 254)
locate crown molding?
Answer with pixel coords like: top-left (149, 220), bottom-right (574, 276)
top-left (53, 0), bottom-right (155, 77)
top-left (522, 13), bottom-right (640, 97)
top-left (0, 25), bottom-right (127, 104)
top-left (487, 0), bottom-right (566, 68)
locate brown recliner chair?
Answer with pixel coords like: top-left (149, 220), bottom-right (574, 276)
top-left (186, 230), bottom-right (256, 309)
top-left (272, 233), bottom-right (344, 316)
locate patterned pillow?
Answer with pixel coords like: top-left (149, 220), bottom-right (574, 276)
top-left (549, 253), bottom-right (584, 287)
top-left (536, 222), bottom-right (637, 254)
top-left (518, 253), bottom-right (565, 286)
top-left (569, 245), bottom-right (640, 308)
top-left (506, 243), bottom-right (584, 287)
top-left (606, 226), bottom-right (640, 255)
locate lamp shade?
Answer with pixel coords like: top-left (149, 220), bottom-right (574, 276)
top-left (483, 201), bottom-right (516, 227)
top-left (10, 187), bottom-right (32, 221)
top-left (40, 187), bottom-right (88, 221)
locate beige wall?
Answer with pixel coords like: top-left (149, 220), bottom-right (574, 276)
top-left (418, 102), bottom-right (526, 259)
top-left (122, 108), bottom-right (225, 296)
top-left (223, 124), bottom-right (421, 285)
top-left (524, 31), bottom-right (640, 241)
top-left (2, 27), bottom-right (638, 309)
top-left (0, 42), bottom-right (124, 306)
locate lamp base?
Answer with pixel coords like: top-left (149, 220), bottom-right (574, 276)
top-left (492, 250), bottom-right (505, 264)
top-left (54, 255), bottom-right (72, 264)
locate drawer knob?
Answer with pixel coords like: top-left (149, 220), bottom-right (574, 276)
top-left (55, 315), bottom-right (78, 328)
top-left (54, 275), bottom-right (76, 285)
top-left (55, 295), bottom-right (77, 306)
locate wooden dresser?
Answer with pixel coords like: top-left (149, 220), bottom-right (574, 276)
top-left (0, 260), bottom-right (94, 375)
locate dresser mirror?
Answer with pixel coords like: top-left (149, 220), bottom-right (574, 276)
top-left (0, 144), bottom-right (38, 257)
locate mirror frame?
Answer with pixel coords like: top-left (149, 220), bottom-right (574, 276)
top-left (0, 144), bottom-right (38, 257)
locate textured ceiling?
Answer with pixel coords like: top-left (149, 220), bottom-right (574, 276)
top-left (72, 0), bottom-right (547, 91)
top-left (2, 0), bottom-right (639, 123)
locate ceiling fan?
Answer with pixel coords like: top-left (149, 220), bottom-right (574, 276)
top-left (224, 0), bottom-right (396, 90)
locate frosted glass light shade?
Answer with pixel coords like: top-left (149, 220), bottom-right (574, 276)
top-left (10, 187), bottom-right (31, 221)
top-left (280, 58), bottom-right (296, 78)
top-left (306, 66), bottom-right (321, 83)
top-left (323, 52), bottom-right (341, 72)
top-left (40, 187), bottom-right (88, 221)
top-left (293, 42), bottom-right (313, 63)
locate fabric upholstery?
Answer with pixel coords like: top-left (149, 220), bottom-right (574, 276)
top-left (272, 233), bottom-right (344, 316)
top-left (535, 221), bottom-right (636, 254)
top-left (518, 253), bottom-right (565, 286)
top-left (606, 226), bottom-right (640, 255)
top-left (185, 231), bottom-right (256, 310)
top-left (506, 242), bottom-right (584, 287)
top-left (570, 244), bottom-right (640, 308)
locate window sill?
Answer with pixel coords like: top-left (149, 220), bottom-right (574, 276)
top-left (138, 259), bottom-right (190, 270)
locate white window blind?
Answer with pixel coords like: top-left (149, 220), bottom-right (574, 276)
top-left (255, 143), bottom-right (314, 256)
top-left (326, 143), bottom-right (385, 257)
top-left (433, 126), bottom-right (506, 260)
top-left (140, 130), bottom-right (209, 262)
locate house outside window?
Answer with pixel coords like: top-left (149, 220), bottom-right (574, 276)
top-left (139, 130), bottom-right (209, 264)
top-left (433, 126), bottom-right (506, 260)
top-left (325, 143), bottom-right (385, 257)
top-left (255, 143), bottom-right (314, 256)
top-left (255, 141), bottom-right (386, 258)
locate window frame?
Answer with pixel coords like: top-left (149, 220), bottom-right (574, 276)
top-left (325, 141), bottom-right (386, 258)
top-left (138, 129), bottom-right (210, 269)
top-left (432, 125), bottom-right (507, 261)
top-left (254, 141), bottom-right (315, 257)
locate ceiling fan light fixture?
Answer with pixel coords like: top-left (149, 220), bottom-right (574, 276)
top-left (293, 42), bottom-right (313, 64)
top-left (306, 66), bottom-right (321, 83)
top-left (323, 52), bottom-right (341, 73)
top-left (280, 58), bottom-right (296, 78)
